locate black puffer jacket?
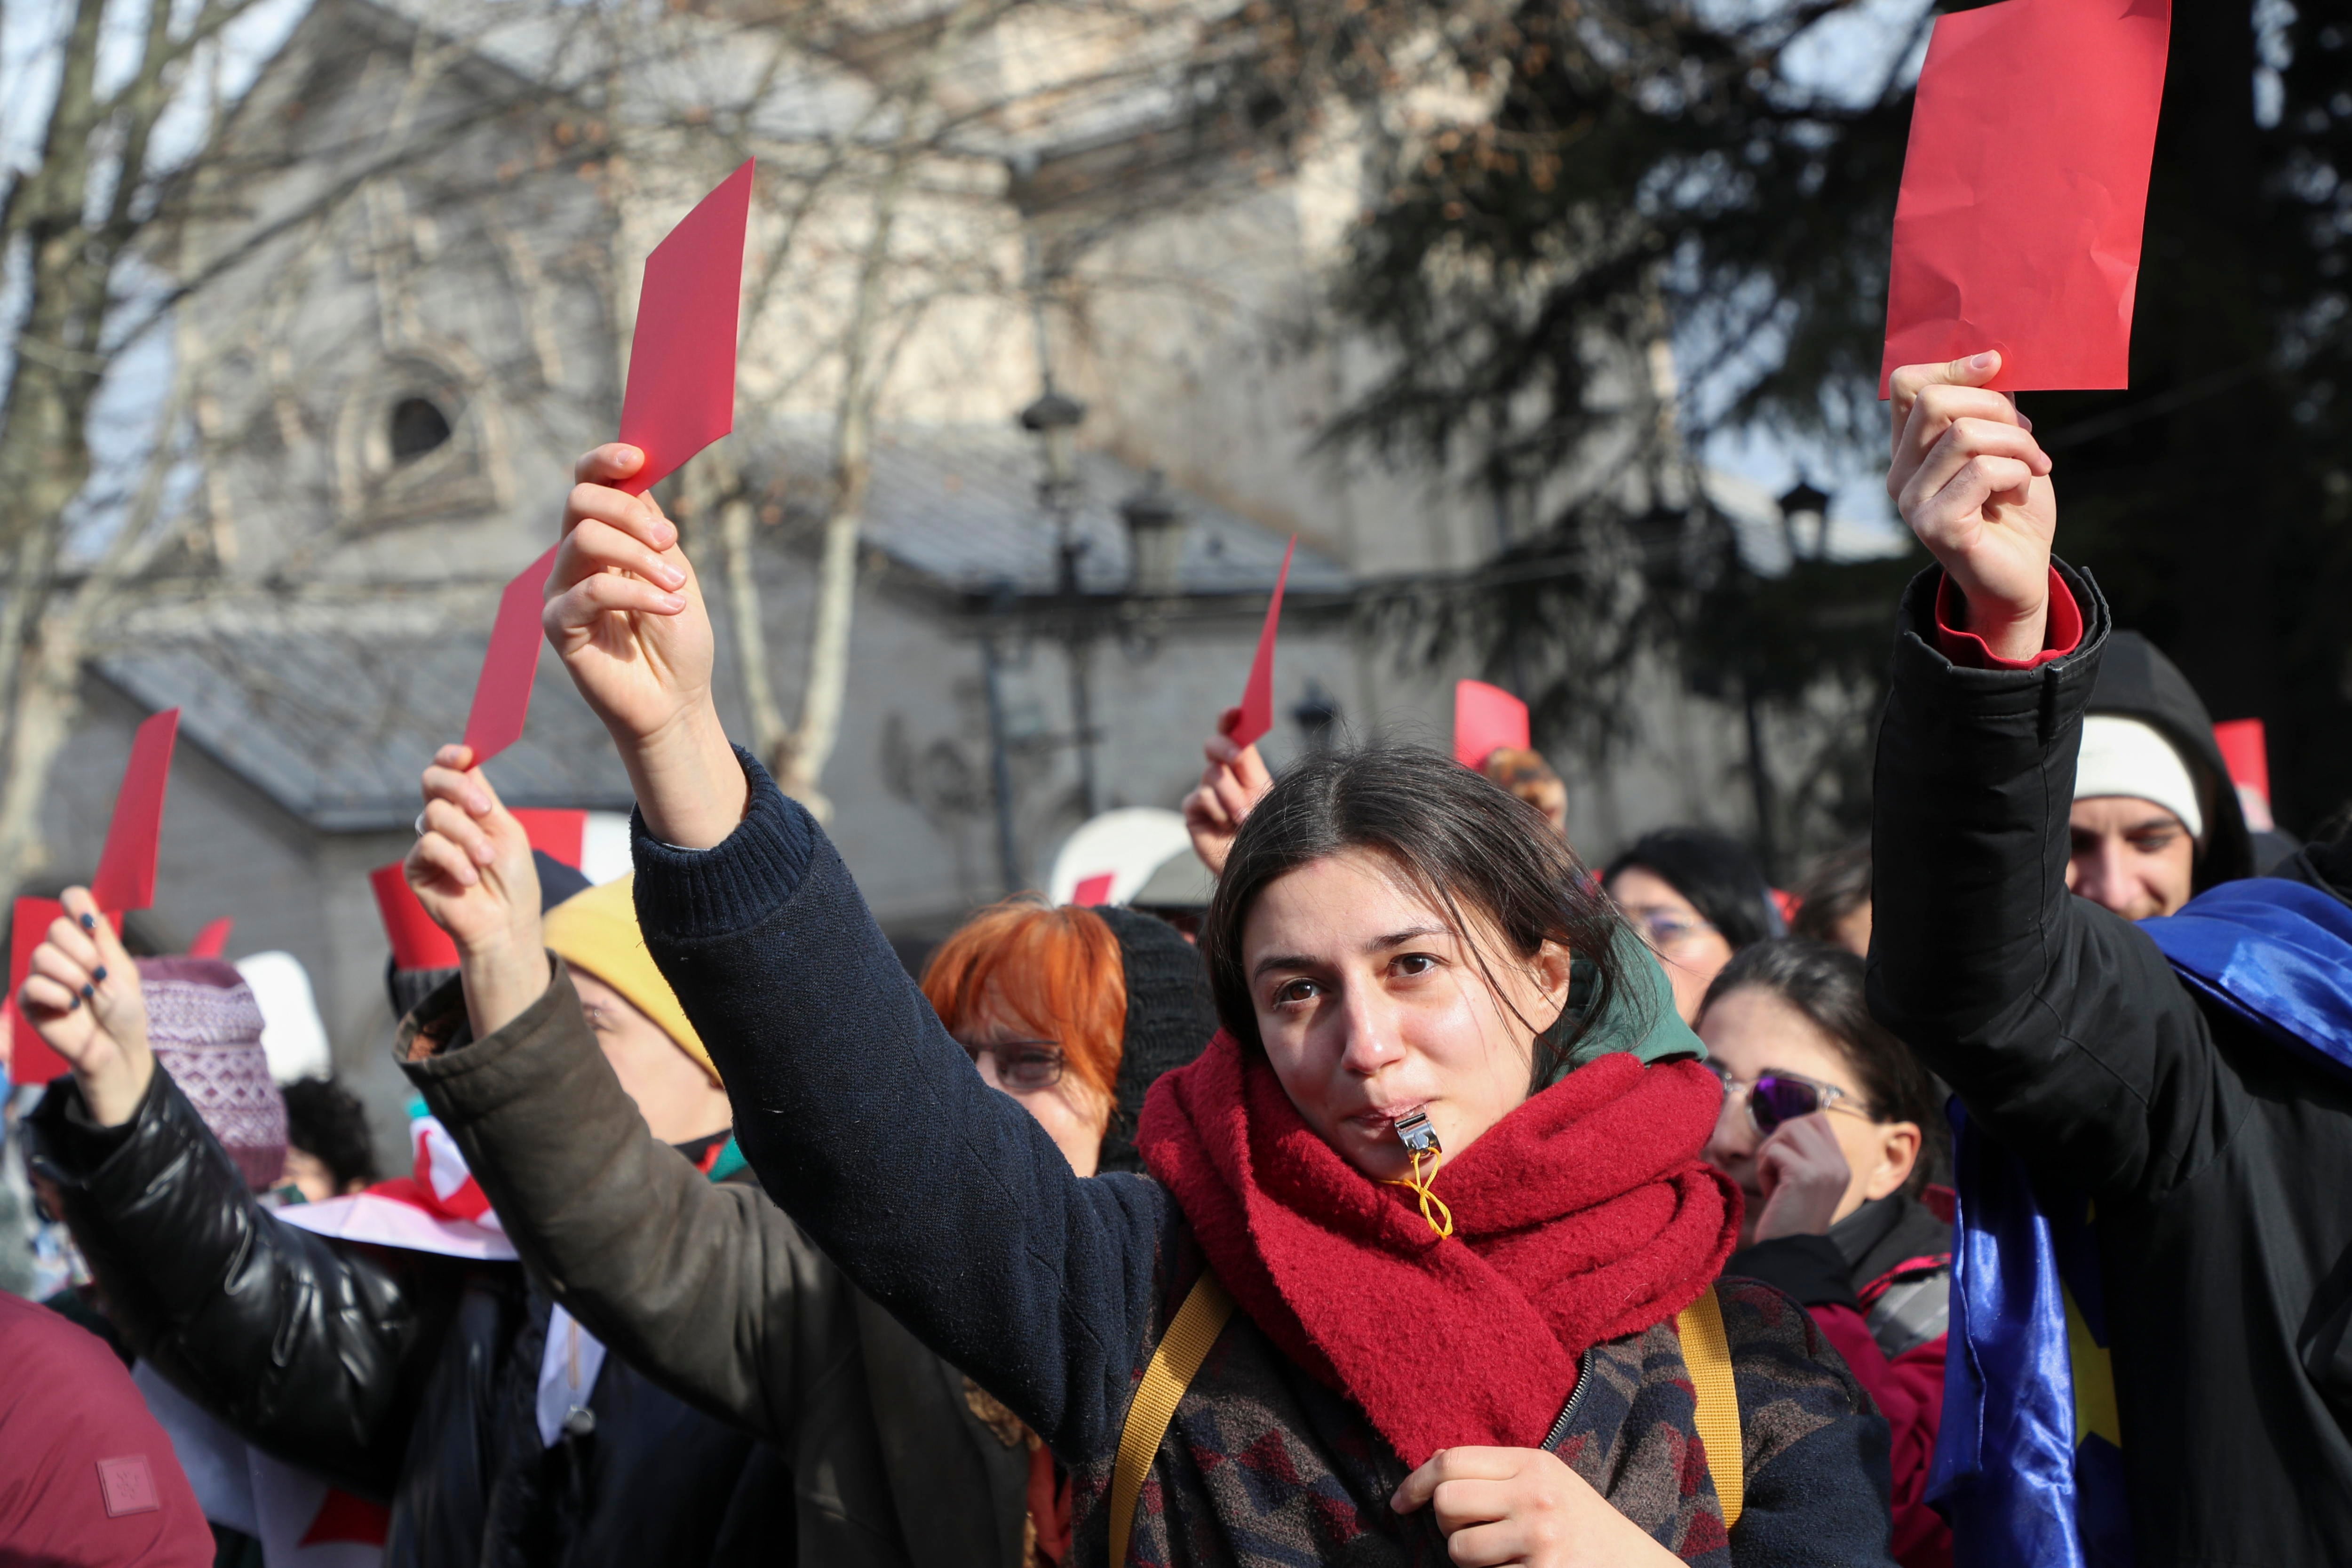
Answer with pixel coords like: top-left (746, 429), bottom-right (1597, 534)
top-left (27, 1067), bottom-right (787, 1568)
top-left (1869, 562), bottom-right (2352, 1565)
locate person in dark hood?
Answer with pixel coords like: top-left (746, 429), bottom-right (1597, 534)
top-left (2069, 630), bottom-right (2254, 918)
top-left (394, 749), bottom-right (1221, 1568)
top-left (1871, 350), bottom-right (2352, 1565)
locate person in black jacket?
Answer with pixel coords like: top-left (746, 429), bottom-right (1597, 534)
top-left (1872, 348), bottom-right (2352, 1565)
top-left (16, 884), bottom-right (788, 1568)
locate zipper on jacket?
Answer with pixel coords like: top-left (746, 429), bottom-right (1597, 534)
top-left (1538, 1356), bottom-right (1588, 1453)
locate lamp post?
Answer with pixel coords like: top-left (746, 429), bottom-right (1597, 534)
top-left (1776, 477), bottom-right (1831, 564)
top-left (1018, 387), bottom-right (1102, 816)
top-left (1119, 472), bottom-right (1184, 597)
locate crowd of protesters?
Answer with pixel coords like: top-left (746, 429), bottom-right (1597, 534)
top-left (1, 345), bottom-right (2348, 1568)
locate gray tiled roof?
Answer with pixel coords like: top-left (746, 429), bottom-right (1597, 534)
top-left (98, 425), bottom-right (1337, 830)
top-left (101, 626), bottom-right (635, 832)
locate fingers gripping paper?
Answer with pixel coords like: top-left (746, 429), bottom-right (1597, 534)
top-left (617, 159), bottom-right (755, 497)
top-left (1880, 0), bottom-right (2171, 394)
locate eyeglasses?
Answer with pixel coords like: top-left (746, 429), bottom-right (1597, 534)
top-left (1626, 908), bottom-right (1717, 951)
top-left (960, 1037), bottom-right (1066, 1091)
top-left (1702, 1061), bottom-right (1873, 1135)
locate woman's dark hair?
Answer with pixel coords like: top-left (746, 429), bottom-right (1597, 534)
top-left (281, 1077), bottom-right (380, 1192)
top-left (1698, 939), bottom-right (1948, 1194)
top-left (1789, 842), bottom-right (1871, 947)
top-left (1201, 746), bottom-right (1634, 1074)
top-left (1603, 828), bottom-right (1780, 951)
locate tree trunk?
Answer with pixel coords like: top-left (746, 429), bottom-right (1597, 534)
top-left (769, 0), bottom-right (995, 815)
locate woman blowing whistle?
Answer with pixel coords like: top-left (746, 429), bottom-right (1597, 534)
top-left (521, 444), bottom-right (1899, 1566)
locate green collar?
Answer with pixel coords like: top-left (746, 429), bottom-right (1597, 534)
top-left (1536, 923), bottom-right (1705, 1090)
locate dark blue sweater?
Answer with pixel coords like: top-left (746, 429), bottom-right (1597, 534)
top-left (631, 753), bottom-right (1898, 1566)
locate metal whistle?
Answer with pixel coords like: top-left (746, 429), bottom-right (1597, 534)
top-left (1394, 1107), bottom-right (1441, 1160)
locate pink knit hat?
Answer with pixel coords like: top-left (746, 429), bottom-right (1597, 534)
top-left (138, 957), bottom-right (287, 1191)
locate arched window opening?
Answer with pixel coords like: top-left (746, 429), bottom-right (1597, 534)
top-left (389, 397), bottom-right (453, 463)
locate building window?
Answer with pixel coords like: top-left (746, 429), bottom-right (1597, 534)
top-left (389, 396), bottom-right (453, 462)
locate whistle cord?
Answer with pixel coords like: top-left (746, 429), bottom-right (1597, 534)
top-left (1384, 1147), bottom-right (1455, 1238)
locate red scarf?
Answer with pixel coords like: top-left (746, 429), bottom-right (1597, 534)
top-left (1137, 1033), bottom-right (1739, 1468)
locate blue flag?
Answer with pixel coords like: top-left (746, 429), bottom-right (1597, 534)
top-left (1929, 878), bottom-right (2352, 1566)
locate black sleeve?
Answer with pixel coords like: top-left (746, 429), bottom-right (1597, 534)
top-left (27, 1068), bottom-right (451, 1495)
top-left (629, 751), bottom-right (1177, 1463)
top-left (1866, 563), bottom-right (2240, 1202)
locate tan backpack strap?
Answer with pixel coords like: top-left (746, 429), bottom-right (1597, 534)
top-left (1109, 1271), bottom-right (1235, 1565)
top-left (1676, 1284), bottom-right (1744, 1529)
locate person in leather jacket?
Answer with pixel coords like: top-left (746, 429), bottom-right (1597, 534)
top-left (18, 884), bottom-right (789, 1568)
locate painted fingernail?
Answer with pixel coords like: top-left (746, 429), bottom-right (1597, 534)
top-left (92, 966), bottom-right (106, 983)
top-left (80, 983), bottom-right (94, 1000)
top-left (79, 913), bottom-right (95, 931)
top-left (68, 994), bottom-right (79, 1011)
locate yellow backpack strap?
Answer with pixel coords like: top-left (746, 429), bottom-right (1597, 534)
top-left (1676, 1284), bottom-right (1744, 1529)
top-left (1109, 1271), bottom-right (1236, 1566)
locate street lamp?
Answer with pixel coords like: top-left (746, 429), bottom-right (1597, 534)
top-left (1120, 473), bottom-right (1185, 596)
top-left (1776, 478), bottom-right (1832, 564)
top-left (1016, 387), bottom-right (1101, 815)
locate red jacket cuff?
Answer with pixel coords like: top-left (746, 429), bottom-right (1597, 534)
top-left (1932, 568), bottom-right (2083, 670)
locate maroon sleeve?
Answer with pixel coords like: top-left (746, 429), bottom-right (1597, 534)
top-left (1932, 567), bottom-right (2084, 671)
top-left (1811, 1303), bottom-right (1951, 1568)
top-left (0, 1292), bottom-right (213, 1567)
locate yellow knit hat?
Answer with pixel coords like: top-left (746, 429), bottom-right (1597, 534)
top-left (541, 875), bottom-right (716, 1082)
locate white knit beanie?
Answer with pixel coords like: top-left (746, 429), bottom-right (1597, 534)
top-left (2075, 715), bottom-right (2204, 841)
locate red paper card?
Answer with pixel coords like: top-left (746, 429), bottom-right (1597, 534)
top-left (2213, 718), bottom-right (2268, 798)
top-left (1454, 680), bottom-right (1530, 769)
top-left (8, 897), bottom-right (67, 1085)
top-left (187, 918), bottom-right (234, 959)
top-left (1880, 0), bottom-right (2171, 394)
top-left (1229, 537), bottom-right (1296, 748)
top-left (90, 708), bottom-right (180, 914)
top-left (511, 808), bottom-right (587, 868)
top-left (371, 863), bottom-right (460, 971)
top-left (1071, 873), bottom-right (1115, 908)
top-left (461, 545), bottom-right (560, 765)
top-left (617, 160), bottom-right (755, 497)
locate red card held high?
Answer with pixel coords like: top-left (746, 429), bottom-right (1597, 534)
top-left (1454, 681), bottom-right (1530, 770)
top-left (461, 545), bottom-right (560, 766)
top-left (1880, 0), bottom-right (2171, 394)
top-left (91, 708), bottom-right (180, 914)
top-left (618, 159), bottom-right (755, 497)
top-left (1229, 537), bottom-right (1297, 749)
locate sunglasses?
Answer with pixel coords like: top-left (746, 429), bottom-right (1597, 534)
top-left (1702, 1061), bottom-right (1872, 1135)
top-left (961, 1037), bottom-right (1066, 1092)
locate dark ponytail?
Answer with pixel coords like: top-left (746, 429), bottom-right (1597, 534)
top-left (1201, 745), bottom-right (1636, 1077)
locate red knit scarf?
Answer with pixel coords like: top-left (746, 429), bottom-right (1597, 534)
top-left (1137, 1032), bottom-right (1740, 1468)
